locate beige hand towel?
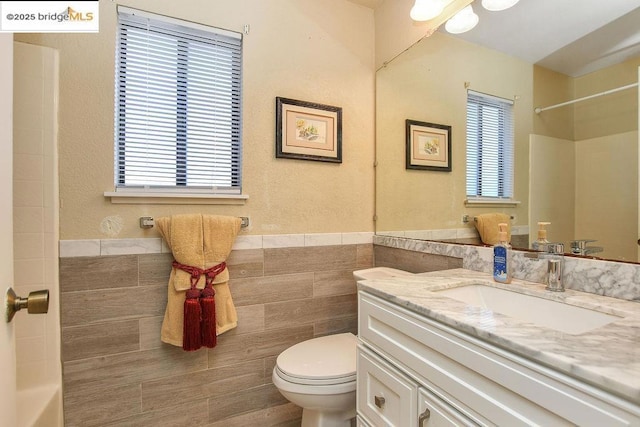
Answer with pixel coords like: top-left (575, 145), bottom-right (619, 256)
top-left (474, 213), bottom-right (511, 245)
top-left (156, 214), bottom-right (242, 347)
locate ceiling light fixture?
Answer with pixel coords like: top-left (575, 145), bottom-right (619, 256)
top-left (410, 0), bottom-right (445, 22)
top-left (445, 5), bottom-right (479, 34)
top-left (481, 0), bottom-right (520, 12)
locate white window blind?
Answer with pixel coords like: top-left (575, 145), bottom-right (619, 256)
top-left (465, 90), bottom-right (514, 200)
top-left (114, 7), bottom-right (242, 194)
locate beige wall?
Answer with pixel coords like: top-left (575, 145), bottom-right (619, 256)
top-left (574, 57), bottom-right (640, 141)
top-left (532, 65), bottom-right (573, 140)
top-left (530, 131), bottom-right (638, 261)
top-left (374, 0), bottom-right (426, 68)
top-left (533, 56), bottom-right (639, 142)
top-left (375, 32), bottom-right (532, 232)
top-left (528, 135), bottom-right (575, 248)
top-left (575, 131), bottom-right (638, 261)
top-left (16, 0), bottom-right (376, 240)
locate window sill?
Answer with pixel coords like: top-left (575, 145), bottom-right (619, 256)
top-left (464, 198), bottom-right (520, 208)
top-left (104, 191), bottom-right (249, 205)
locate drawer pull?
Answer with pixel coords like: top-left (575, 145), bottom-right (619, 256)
top-left (374, 395), bottom-right (385, 408)
top-left (419, 408), bottom-right (431, 425)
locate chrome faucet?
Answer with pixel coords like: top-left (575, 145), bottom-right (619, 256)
top-left (525, 242), bottom-right (565, 292)
top-left (570, 239), bottom-right (603, 256)
top-left (544, 243), bottom-right (564, 292)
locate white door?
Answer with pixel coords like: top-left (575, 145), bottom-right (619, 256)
top-left (0, 33), bottom-right (17, 426)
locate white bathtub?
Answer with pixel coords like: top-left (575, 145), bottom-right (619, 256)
top-left (17, 385), bottom-right (62, 427)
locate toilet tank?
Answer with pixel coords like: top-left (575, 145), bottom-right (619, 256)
top-left (353, 267), bottom-right (413, 281)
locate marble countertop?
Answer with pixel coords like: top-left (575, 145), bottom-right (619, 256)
top-left (357, 268), bottom-right (640, 405)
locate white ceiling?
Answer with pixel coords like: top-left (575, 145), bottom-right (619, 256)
top-left (446, 0), bottom-right (640, 77)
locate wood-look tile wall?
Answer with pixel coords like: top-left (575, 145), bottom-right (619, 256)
top-left (59, 244), bottom-right (372, 427)
top-left (373, 245), bottom-right (463, 273)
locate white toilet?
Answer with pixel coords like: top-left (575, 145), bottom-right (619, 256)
top-left (272, 332), bottom-right (358, 427)
top-left (272, 268), bottom-right (411, 426)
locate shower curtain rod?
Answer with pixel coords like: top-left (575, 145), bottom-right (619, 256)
top-left (534, 82), bottom-right (639, 114)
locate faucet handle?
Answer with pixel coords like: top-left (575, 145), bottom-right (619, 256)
top-left (546, 243), bottom-right (564, 254)
top-left (571, 239), bottom-right (600, 255)
top-left (571, 239), bottom-right (597, 248)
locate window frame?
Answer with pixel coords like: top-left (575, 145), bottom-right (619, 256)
top-left (465, 90), bottom-right (516, 205)
top-left (112, 6), bottom-right (243, 198)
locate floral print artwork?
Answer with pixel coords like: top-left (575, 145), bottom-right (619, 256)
top-left (418, 135), bottom-right (440, 156)
top-left (295, 117), bottom-right (327, 144)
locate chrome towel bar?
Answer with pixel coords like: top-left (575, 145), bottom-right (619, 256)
top-left (462, 214), bottom-right (514, 224)
top-left (139, 216), bottom-right (249, 229)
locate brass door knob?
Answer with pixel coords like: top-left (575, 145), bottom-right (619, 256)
top-left (5, 288), bottom-right (49, 323)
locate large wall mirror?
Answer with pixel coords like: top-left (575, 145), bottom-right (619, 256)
top-left (375, 0), bottom-right (640, 263)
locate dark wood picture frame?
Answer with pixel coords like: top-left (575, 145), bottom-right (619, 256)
top-left (276, 97), bottom-right (342, 163)
top-left (405, 119), bottom-right (452, 171)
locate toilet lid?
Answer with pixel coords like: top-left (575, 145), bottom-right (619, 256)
top-left (276, 333), bottom-right (357, 385)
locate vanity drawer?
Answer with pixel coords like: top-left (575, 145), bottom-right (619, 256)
top-left (357, 344), bottom-right (418, 427)
top-left (418, 387), bottom-right (478, 427)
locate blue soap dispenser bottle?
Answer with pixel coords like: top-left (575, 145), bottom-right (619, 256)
top-left (493, 222), bottom-right (512, 283)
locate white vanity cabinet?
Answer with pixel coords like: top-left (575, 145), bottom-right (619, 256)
top-left (357, 345), bottom-right (418, 426)
top-left (357, 291), bottom-right (640, 426)
top-left (418, 387), bottom-right (479, 426)
top-left (357, 343), bottom-right (476, 426)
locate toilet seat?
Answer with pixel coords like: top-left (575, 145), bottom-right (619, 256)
top-left (275, 333), bottom-right (357, 386)
top-left (274, 366), bottom-right (356, 386)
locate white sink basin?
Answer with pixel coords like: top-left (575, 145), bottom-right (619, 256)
top-left (435, 284), bottom-right (622, 335)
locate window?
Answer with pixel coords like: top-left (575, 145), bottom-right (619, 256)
top-left (114, 7), bottom-right (242, 194)
top-left (465, 90), bottom-right (514, 201)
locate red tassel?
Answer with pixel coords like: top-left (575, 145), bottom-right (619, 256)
top-left (183, 288), bottom-right (202, 351)
top-left (200, 286), bottom-right (217, 348)
top-left (172, 260), bottom-right (226, 351)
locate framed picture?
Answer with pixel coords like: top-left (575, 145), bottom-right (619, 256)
top-left (276, 97), bottom-right (342, 163)
top-left (405, 119), bottom-right (451, 171)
